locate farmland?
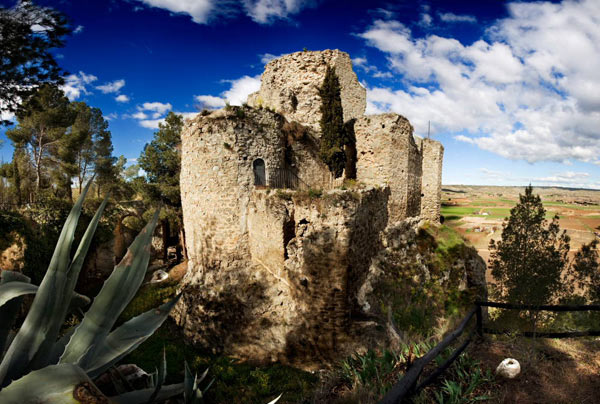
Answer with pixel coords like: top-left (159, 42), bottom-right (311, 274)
top-left (441, 185), bottom-right (600, 278)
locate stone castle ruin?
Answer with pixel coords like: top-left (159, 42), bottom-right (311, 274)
top-left (174, 50), bottom-right (455, 366)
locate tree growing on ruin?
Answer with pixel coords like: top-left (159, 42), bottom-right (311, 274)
top-left (0, 0), bottom-right (71, 124)
top-left (318, 66), bottom-right (347, 178)
top-left (489, 185), bottom-right (570, 306)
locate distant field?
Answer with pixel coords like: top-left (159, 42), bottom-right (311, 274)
top-left (441, 185), bottom-right (600, 278)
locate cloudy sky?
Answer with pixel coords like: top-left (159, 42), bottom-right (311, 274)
top-left (1, 0), bottom-right (599, 189)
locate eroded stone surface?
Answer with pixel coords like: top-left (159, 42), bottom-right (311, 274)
top-left (176, 50), bottom-right (458, 367)
top-left (248, 49), bottom-right (366, 132)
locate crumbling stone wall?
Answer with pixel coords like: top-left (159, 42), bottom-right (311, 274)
top-left (421, 139), bottom-right (444, 222)
top-left (354, 114), bottom-right (422, 223)
top-left (179, 106), bottom-right (286, 286)
top-left (248, 50), bottom-right (366, 132)
top-left (175, 186), bottom-right (390, 366)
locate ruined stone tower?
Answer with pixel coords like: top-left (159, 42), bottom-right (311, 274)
top-left (174, 50), bottom-right (445, 365)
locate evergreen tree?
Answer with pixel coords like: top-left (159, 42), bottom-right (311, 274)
top-left (137, 112), bottom-right (185, 260)
top-left (5, 84), bottom-right (75, 195)
top-left (571, 239), bottom-right (600, 303)
top-left (0, 0), bottom-right (71, 123)
top-left (92, 114), bottom-right (117, 197)
top-left (318, 66), bottom-right (347, 178)
top-left (489, 185), bottom-right (570, 305)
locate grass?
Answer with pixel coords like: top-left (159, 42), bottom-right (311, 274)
top-left (118, 280), bottom-right (317, 403)
top-left (122, 322), bottom-right (317, 403)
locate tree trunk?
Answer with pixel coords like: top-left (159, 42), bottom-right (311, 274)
top-left (179, 225), bottom-right (188, 261)
top-left (161, 219), bottom-right (170, 263)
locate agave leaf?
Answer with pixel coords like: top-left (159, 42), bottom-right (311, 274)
top-left (267, 393), bottom-right (283, 404)
top-left (110, 382), bottom-right (184, 404)
top-left (0, 271), bottom-right (30, 362)
top-left (46, 327), bottom-right (77, 366)
top-left (0, 282), bottom-right (37, 308)
top-left (0, 363), bottom-right (106, 403)
top-left (0, 282), bottom-right (90, 310)
top-left (146, 347), bottom-right (167, 403)
top-left (60, 210), bottom-right (160, 368)
top-left (0, 182), bottom-right (92, 387)
top-left (84, 294), bottom-right (180, 378)
top-left (84, 294), bottom-right (181, 377)
top-left (184, 360), bottom-right (194, 402)
top-left (31, 194), bottom-right (110, 370)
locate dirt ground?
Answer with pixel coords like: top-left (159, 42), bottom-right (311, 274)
top-left (442, 186), bottom-right (600, 282)
top-left (469, 336), bottom-right (600, 403)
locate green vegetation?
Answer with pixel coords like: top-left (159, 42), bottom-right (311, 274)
top-left (0, 0), bottom-right (70, 124)
top-left (0, 185), bottom-right (186, 401)
top-left (489, 185), bottom-right (570, 306)
top-left (415, 354), bottom-right (494, 404)
top-left (125, 322), bottom-right (315, 403)
top-left (136, 111), bottom-right (186, 261)
top-left (318, 66), bottom-right (348, 178)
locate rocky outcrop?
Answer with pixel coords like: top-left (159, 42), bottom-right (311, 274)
top-left (248, 50), bottom-right (366, 132)
top-left (0, 233), bottom-right (25, 272)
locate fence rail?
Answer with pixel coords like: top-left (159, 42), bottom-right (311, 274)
top-left (267, 167), bottom-right (344, 192)
top-left (379, 301), bottom-right (600, 403)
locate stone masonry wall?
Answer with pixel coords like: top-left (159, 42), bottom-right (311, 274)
top-left (248, 50), bottom-right (366, 132)
top-left (420, 138), bottom-right (444, 222)
top-left (179, 106), bottom-right (286, 286)
top-left (354, 113), bottom-right (422, 223)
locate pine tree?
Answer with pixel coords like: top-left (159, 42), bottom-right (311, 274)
top-left (489, 185), bottom-right (570, 305)
top-left (318, 66), bottom-right (347, 178)
top-left (0, 0), bottom-right (71, 123)
top-left (5, 84), bottom-right (75, 195)
top-left (137, 112), bottom-right (185, 260)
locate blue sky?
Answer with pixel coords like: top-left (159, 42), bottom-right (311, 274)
top-left (1, 0), bottom-right (599, 189)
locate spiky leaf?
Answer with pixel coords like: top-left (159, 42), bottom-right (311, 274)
top-left (0, 271), bottom-right (30, 361)
top-left (0, 363), bottom-right (107, 403)
top-left (146, 347), bottom-right (167, 403)
top-left (111, 382), bottom-right (184, 404)
top-left (60, 210), bottom-right (160, 368)
top-left (84, 294), bottom-right (180, 378)
top-left (0, 182), bottom-right (92, 387)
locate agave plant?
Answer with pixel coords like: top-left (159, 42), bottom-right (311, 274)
top-left (0, 183), bottom-right (189, 403)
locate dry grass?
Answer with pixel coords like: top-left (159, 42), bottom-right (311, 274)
top-left (469, 336), bottom-right (600, 403)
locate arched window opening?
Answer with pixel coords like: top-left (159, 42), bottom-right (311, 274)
top-left (253, 158), bottom-right (266, 186)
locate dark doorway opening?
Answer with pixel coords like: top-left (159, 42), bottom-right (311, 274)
top-left (253, 158), bottom-right (266, 186)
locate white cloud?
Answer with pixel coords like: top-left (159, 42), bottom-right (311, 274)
top-left (243, 0), bottom-right (317, 24)
top-left (533, 171), bottom-right (599, 189)
top-left (130, 102), bottom-right (196, 129)
top-left (195, 75), bottom-right (261, 109)
top-left (358, 0), bottom-right (600, 165)
top-left (61, 71), bottom-right (98, 100)
top-left (73, 25), bottom-right (84, 34)
top-left (195, 95), bottom-right (226, 109)
top-left (134, 0), bottom-right (214, 24)
top-left (139, 118), bottom-right (163, 129)
top-left (105, 112), bottom-right (118, 121)
top-left (260, 52), bottom-right (286, 64)
top-left (115, 94), bottom-right (130, 103)
top-left (96, 79), bottom-right (126, 94)
top-left (223, 75), bottom-right (261, 105)
top-left (141, 102), bottom-right (172, 114)
top-left (352, 56), bottom-right (393, 79)
top-left (132, 111), bottom-right (148, 120)
top-left (439, 12), bottom-right (477, 23)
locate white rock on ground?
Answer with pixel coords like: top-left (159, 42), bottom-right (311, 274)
top-left (496, 358), bottom-right (521, 378)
